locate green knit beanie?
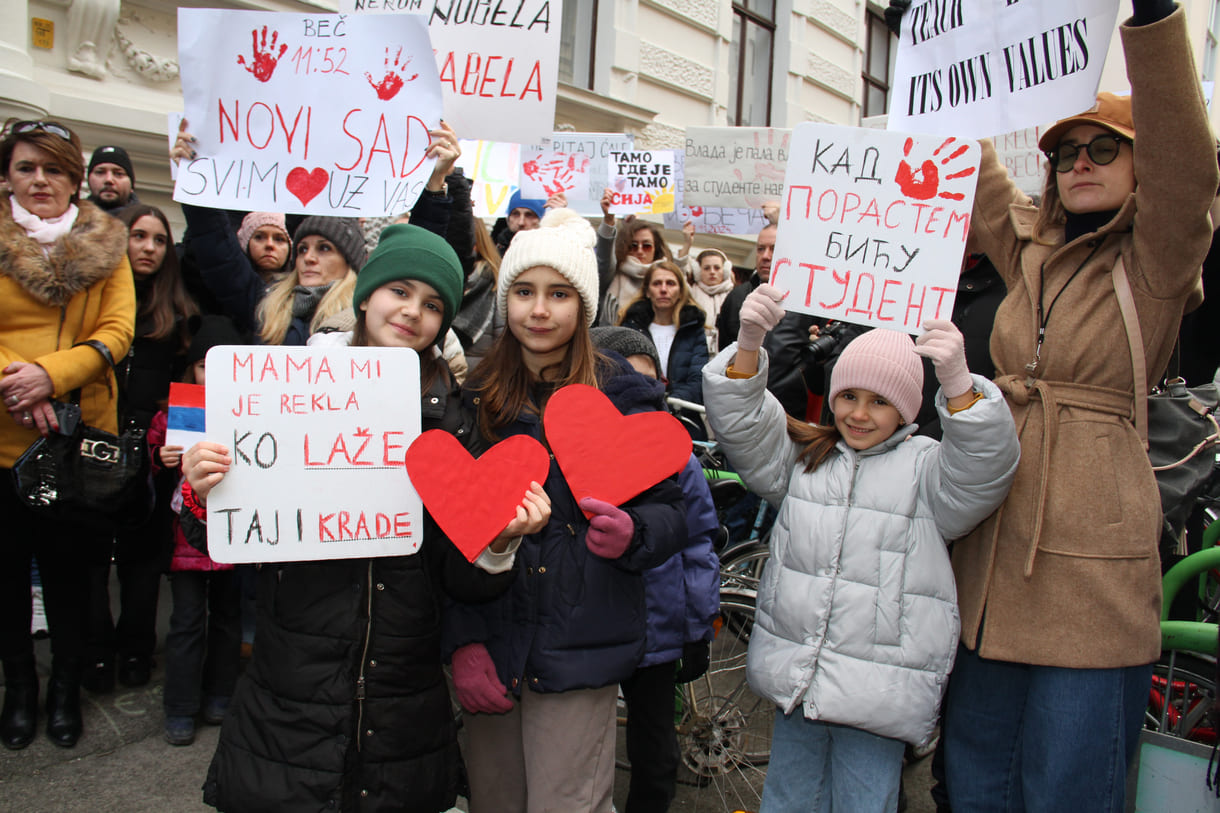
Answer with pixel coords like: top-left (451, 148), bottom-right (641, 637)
top-left (353, 224), bottom-right (464, 346)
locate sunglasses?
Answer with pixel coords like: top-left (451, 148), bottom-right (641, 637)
top-left (9, 121), bottom-right (73, 141)
top-left (629, 241), bottom-right (655, 252)
top-left (1046, 134), bottom-right (1128, 173)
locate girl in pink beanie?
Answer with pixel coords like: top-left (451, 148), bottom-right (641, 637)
top-left (701, 284), bottom-right (1020, 812)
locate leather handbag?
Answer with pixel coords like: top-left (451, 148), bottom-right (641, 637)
top-left (10, 340), bottom-right (154, 530)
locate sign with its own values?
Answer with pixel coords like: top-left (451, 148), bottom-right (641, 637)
top-left (683, 126), bottom-right (791, 209)
top-left (338, 0), bottom-right (560, 145)
top-left (175, 10), bottom-right (442, 217)
top-left (204, 346), bottom-right (423, 564)
top-left (887, 0), bottom-right (1120, 138)
top-left (769, 123), bottom-right (981, 334)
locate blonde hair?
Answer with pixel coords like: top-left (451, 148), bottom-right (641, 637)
top-left (618, 260), bottom-right (700, 324)
top-left (256, 271), bottom-right (357, 345)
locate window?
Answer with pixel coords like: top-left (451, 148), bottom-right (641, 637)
top-left (862, 6), bottom-right (894, 118)
top-left (1204, 0), bottom-right (1220, 83)
top-left (729, 1), bottom-right (775, 126)
top-left (558, 0), bottom-right (597, 89)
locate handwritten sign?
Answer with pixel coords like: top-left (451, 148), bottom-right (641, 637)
top-left (888, 0), bottom-right (1119, 138)
top-left (520, 132), bottom-right (635, 216)
top-left (606, 149), bottom-right (675, 215)
top-left (174, 10), bottom-right (442, 217)
top-left (768, 123), bottom-right (980, 334)
top-left (204, 346), bottom-right (423, 563)
top-left (993, 124), bottom-right (1046, 198)
top-left (682, 126), bottom-right (791, 209)
top-left (455, 139), bottom-right (520, 217)
top-left (338, 0), bottom-right (560, 144)
top-left (662, 152), bottom-right (773, 235)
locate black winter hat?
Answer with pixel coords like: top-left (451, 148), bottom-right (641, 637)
top-left (186, 315), bottom-right (245, 365)
top-left (591, 326), bottom-right (663, 380)
top-left (88, 145), bottom-right (135, 183)
top-left (294, 216), bottom-right (367, 272)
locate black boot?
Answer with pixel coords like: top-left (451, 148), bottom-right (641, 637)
top-left (1, 655), bottom-right (39, 750)
top-left (45, 658), bottom-right (82, 748)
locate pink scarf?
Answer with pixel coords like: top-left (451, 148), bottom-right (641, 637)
top-left (11, 197), bottom-right (78, 252)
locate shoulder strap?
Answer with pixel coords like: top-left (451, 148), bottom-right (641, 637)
top-left (70, 339), bottom-right (119, 404)
top-left (1111, 255), bottom-right (1149, 447)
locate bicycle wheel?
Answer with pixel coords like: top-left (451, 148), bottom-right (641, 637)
top-left (718, 541), bottom-right (770, 595)
top-left (1145, 652), bottom-right (1218, 744)
top-left (677, 589), bottom-right (774, 812)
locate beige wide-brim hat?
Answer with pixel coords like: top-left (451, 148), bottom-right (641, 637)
top-left (1038, 92), bottom-right (1135, 153)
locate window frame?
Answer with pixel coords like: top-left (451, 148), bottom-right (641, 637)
top-left (730, 1), bottom-right (776, 126)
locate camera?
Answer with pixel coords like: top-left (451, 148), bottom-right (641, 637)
top-left (804, 321), bottom-right (849, 364)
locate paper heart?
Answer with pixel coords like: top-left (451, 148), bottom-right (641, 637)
top-left (405, 430), bottom-right (550, 563)
top-left (544, 384), bottom-right (691, 516)
top-left (286, 167), bottom-right (329, 206)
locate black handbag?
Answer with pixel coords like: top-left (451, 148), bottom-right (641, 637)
top-left (10, 340), bottom-right (154, 530)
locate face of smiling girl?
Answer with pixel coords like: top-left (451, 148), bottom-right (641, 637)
top-left (832, 387), bottom-right (903, 451)
top-left (506, 266), bottom-right (581, 377)
top-left (359, 279), bottom-right (445, 352)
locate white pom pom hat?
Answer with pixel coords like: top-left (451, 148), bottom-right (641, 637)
top-left (497, 208), bottom-right (600, 327)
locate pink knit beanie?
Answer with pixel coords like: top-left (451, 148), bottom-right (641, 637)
top-left (828, 328), bottom-right (924, 424)
top-left (236, 212), bottom-right (290, 254)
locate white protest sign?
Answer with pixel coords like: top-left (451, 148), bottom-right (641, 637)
top-left (888, 0), bottom-right (1119, 138)
top-left (662, 151), bottom-right (773, 235)
top-left (204, 346), bottom-right (423, 563)
top-left (993, 124), bottom-right (1047, 198)
top-left (455, 139), bottom-right (521, 217)
top-left (338, 0), bottom-right (560, 144)
top-left (175, 10), bottom-right (442, 217)
top-left (520, 133), bottom-right (635, 216)
top-left (606, 149), bottom-right (676, 215)
top-left (769, 123), bottom-right (981, 334)
top-left (682, 126), bottom-right (791, 209)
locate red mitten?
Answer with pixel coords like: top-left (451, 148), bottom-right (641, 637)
top-left (580, 497), bottom-right (634, 559)
top-left (451, 643), bottom-right (513, 714)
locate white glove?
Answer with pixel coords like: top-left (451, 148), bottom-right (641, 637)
top-left (736, 284), bottom-right (787, 352)
top-left (914, 319), bottom-right (973, 399)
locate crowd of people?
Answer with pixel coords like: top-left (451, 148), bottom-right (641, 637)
top-left (0, 1), bottom-right (1215, 811)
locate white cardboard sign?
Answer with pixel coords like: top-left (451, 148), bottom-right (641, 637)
top-left (174, 10), bottom-right (442, 217)
top-left (682, 126), bottom-right (792, 209)
top-left (662, 152), bottom-right (774, 235)
top-left (455, 139), bottom-right (521, 217)
top-left (520, 133), bottom-right (635, 216)
top-left (204, 346), bottom-right (423, 564)
top-left (338, 0), bottom-right (560, 144)
top-left (606, 149), bottom-right (676, 215)
top-left (769, 123), bottom-right (981, 334)
top-left (888, 0), bottom-right (1119, 138)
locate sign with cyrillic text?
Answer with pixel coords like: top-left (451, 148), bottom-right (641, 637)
top-left (888, 0), bottom-right (1119, 138)
top-left (606, 149), bottom-right (675, 215)
top-left (338, 0), bottom-right (560, 144)
top-left (520, 133), bottom-right (635, 216)
top-left (682, 126), bottom-right (791, 209)
top-left (175, 10), bottom-right (442, 217)
top-left (769, 123), bottom-right (981, 333)
top-left (662, 152), bottom-right (774, 235)
top-left (204, 346), bottom-right (423, 563)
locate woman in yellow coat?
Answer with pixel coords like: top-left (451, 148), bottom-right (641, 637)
top-left (0, 119), bottom-right (134, 750)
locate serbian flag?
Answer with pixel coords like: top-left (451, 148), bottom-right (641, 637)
top-left (167, 382), bottom-right (206, 449)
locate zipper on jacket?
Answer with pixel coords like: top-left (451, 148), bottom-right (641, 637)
top-left (354, 561), bottom-right (374, 753)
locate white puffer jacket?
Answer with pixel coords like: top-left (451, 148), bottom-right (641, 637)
top-left (704, 344), bottom-right (1019, 747)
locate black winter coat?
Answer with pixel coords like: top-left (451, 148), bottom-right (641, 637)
top-left (443, 358), bottom-right (689, 694)
top-left (620, 300), bottom-right (708, 404)
top-left (200, 366), bottom-right (514, 813)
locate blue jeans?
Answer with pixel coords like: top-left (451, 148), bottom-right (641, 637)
top-left (760, 710), bottom-right (904, 813)
top-left (943, 645), bottom-right (1153, 813)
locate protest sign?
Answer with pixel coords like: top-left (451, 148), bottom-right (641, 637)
top-left (768, 123), bottom-right (981, 334)
top-left (175, 10), bottom-right (442, 217)
top-left (888, 0), bottom-right (1119, 138)
top-left (993, 124), bottom-right (1046, 198)
top-left (338, 0), bottom-right (560, 144)
top-left (455, 139), bottom-right (520, 217)
top-left (520, 133), bottom-right (635, 216)
top-left (606, 149), bottom-right (675, 215)
top-left (682, 126), bottom-right (791, 209)
top-left (662, 152), bottom-right (773, 235)
top-left (204, 346), bottom-right (423, 563)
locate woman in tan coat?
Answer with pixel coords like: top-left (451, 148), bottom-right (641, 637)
top-left (940, 4), bottom-right (1218, 810)
top-left (0, 119), bottom-right (135, 750)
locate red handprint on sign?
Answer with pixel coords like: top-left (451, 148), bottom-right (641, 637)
top-left (366, 47), bottom-right (418, 101)
top-left (895, 137), bottom-right (976, 201)
top-left (522, 153), bottom-right (591, 196)
top-left (237, 26), bottom-right (288, 83)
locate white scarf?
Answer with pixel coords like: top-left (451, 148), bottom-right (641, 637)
top-left (11, 197), bottom-right (78, 252)
top-left (605, 256), bottom-right (661, 324)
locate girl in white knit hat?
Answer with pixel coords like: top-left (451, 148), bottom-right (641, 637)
top-left (702, 284), bottom-right (1020, 812)
top-left (445, 208), bottom-right (689, 813)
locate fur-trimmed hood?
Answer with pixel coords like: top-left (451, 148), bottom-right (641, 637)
top-left (0, 193), bottom-right (129, 306)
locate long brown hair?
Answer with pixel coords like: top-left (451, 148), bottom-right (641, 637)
top-left (615, 220), bottom-right (673, 267)
top-left (472, 217), bottom-right (501, 277)
top-left (786, 417), bottom-right (842, 472)
top-left (119, 205), bottom-right (198, 350)
top-left (619, 260), bottom-right (701, 324)
top-left (470, 298), bottom-right (611, 442)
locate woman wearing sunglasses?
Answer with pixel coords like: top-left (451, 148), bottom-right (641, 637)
top-left (940, 2), bottom-right (1218, 810)
top-left (0, 119), bottom-right (135, 749)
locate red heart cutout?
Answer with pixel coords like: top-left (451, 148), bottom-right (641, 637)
top-left (544, 384), bottom-right (691, 516)
top-left (286, 166), bottom-right (329, 206)
top-left (405, 430), bottom-right (550, 562)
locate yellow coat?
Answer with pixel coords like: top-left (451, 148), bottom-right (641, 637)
top-left (0, 194), bottom-right (135, 467)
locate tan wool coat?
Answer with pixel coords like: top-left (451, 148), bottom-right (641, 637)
top-left (955, 9), bottom-right (1219, 668)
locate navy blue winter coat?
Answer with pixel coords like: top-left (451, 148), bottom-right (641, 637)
top-left (444, 357), bottom-right (689, 694)
top-left (619, 300), bottom-right (708, 404)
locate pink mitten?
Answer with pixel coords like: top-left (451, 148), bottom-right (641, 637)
top-left (914, 319), bottom-right (973, 399)
top-left (736, 284), bottom-right (787, 352)
top-left (451, 643), bottom-right (513, 714)
top-left (580, 497), bottom-right (634, 559)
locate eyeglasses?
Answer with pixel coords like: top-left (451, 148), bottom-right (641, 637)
top-left (9, 121), bottom-right (73, 141)
top-left (1046, 134), bottom-right (1128, 173)
top-left (629, 241), bottom-right (654, 252)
